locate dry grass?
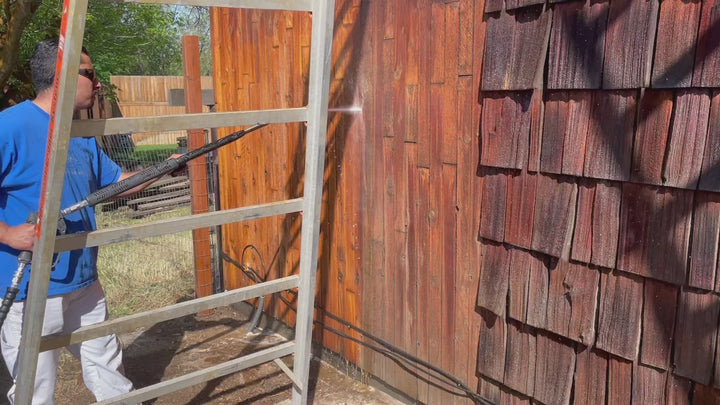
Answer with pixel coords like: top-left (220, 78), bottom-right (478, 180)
top-left (95, 206), bottom-right (196, 318)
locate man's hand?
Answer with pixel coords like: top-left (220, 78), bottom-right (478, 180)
top-left (1, 223), bottom-right (35, 251)
top-left (168, 154), bottom-right (187, 177)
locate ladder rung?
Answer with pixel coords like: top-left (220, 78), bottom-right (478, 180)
top-left (54, 198), bottom-right (303, 252)
top-left (94, 341), bottom-right (296, 404)
top-left (40, 276), bottom-right (300, 351)
top-left (124, 0), bottom-right (312, 11)
top-left (71, 108), bottom-right (308, 137)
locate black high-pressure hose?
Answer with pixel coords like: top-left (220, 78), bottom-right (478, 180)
top-left (0, 123), bottom-right (268, 328)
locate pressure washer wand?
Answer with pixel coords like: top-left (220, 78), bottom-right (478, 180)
top-left (61, 122), bottom-right (268, 217)
top-left (0, 123), bottom-right (267, 327)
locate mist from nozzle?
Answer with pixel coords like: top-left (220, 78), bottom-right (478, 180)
top-left (328, 106), bottom-right (362, 114)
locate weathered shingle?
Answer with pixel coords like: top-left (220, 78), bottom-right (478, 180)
top-left (476, 310), bottom-right (507, 382)
top-left (571, 179), bottom-right (621, 269)
top-left (666, 374), bottom-right (692, 405)
top-left (534, 333), bottom-right (575, 405)
top-left (479, 168), bottom-right (508, 242)
top-left (573, 347), bottom-right (607, 405)
top-left (595, 270), bottom-right (643, 360)
top-left (607, 356), bottom-right (633, 404)
top-left (632, 365), bottom-right (667, 404)
top-left (477, 241), bottom-right (510, 316)
top-left (504, 171), bottom-right (536, 249)
top-left (482, 6), bottom-right (550, 91)
top-left (545, 259), bottom-right (599, 345)
top-left (480, 92), bottom-right (533, 170)
top-left (547, 1), bottom-right (608, 89)
top-left (602, 0), bottom-right (659, 89)
top-left (631, 90), bottom-right (673, 185)
top-left (484, 0), bottom-right (503, 14)
top-left (663, 89), bottom-right (711, 189)
top-left (693, 0), bottom-right (720, 87)
top-left (689, 192), bottom-right (720, 291)
top-left (583, 90), bottom-right (636, 182)
top-left (508, 247), bottom-right (532, 323)
top-left (503, 321), bottom-right (536, 396)
top-left (673, 289), bottom-right (720, 385)
top-left (525, 252), bottom-right (549, 329)
top-left (652, 0), bottom-right (701, 88)
top-left (617, 183), bottom-right (693, 285)
top-left (505, 0), bottom-right (544, 11)
top-left (541, 91), bottom-right (591, 176)
top-left (699, 90), bottom-right (720, 192)
top-left (640, 279), bottom-right (678, 370)
top-left (531, 174), bottom-right (577, 259)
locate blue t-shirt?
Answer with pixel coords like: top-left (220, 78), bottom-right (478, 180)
top-left (0, 101), bottom-right (122, 300)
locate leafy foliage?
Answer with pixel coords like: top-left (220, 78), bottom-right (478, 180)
top-left (0, 1), bottom-right (211, 108)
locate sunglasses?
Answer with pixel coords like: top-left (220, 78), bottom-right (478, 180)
top-left (78, 68), bottom-right (96, 82)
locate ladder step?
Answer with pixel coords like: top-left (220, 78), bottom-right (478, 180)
top-left (125, 0), bottom-right (312, 11)
top-left (94, 341), bottom-right (296, 404)
top-left (55, 198), bottom-right (303, 252)
top-left (41, 276), bottom-right (300, 351)
top-left (71, 108), bottom-right (307, 137)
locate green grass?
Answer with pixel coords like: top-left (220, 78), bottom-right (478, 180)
top-left (112, 144), bottom-right (179, 171)
top-left (95, 206), bottom-right (195, 318)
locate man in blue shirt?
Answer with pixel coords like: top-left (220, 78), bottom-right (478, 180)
top-left (0, 39), bottom-right (153, 404)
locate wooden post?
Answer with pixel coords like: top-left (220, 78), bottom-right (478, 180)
top-left (182, 35), bottom-right (213, 306)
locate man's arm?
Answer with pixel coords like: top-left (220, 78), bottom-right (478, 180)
top-left (0, 221), bottom-right (34, 251)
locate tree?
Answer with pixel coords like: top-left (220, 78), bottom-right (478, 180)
top-left (0, 1), bottom-right (210, 108)
top-left (0, 0), bottom-right (43, 105)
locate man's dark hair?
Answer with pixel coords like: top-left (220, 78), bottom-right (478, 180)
top-left (30, 38), bottom-right (90, 93)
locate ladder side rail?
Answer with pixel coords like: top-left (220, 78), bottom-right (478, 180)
top-left (71, 107), bottom-right (308, 137)
top-left (14, 0), bottom-right (90, 402)
top-left (54, 198), bottom-right (303, 252)
top-left (40, 275), bottom-right (300, 351)
top-left (292, 0), bottom-right (336, 403)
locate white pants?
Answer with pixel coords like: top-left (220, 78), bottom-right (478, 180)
top-left (0, 281), bottom-right (133, 404)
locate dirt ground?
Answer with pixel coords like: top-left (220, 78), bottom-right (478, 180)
top-left (0, 306), bottom-right (404, 404)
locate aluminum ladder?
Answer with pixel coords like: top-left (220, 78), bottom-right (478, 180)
top-left (13, 0), bottom-right (335, 403)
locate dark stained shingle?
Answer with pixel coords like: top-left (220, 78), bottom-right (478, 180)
top-left (663, 89), bottom-right (711, 189)
top-left (479, 168), bottom-right (508, 242)
top-left (504, 171), bottom-right (537, 249)
top-left (603, 0), bottom-right (659, 89)
top-left (608, 357), bottom-right (633, 404)
top-left (505, 0), bottom-right (544, 11)
top-left (482, 6), bottom-right (551, 91)
top-left (632, 365), bottom-right (667, 404)
top-left (595, 270), bottom-right (643, 360)
top-left (693, 383), bottom-right (720, 404)
top-left (484, 0), bottom-right (503, 14)
top-left (583, 90), bottom-right (637, 182)
top-left (689, 192), bottom-right (720, 291)
top-left (699, 90), bottom-right (720, 192)
top-left (631, 90), bottom-right (673, 185)
top-left (640, 279), bottom-right (678, 370)
top-left (652, 0), bottom-right (701, 88)
top-left (503, 321), bottom-right (536, 396)
top-left (571, 179), bottom-right (621, 268)
top-left (666, 374), bottom-right (692, 405)
top-left (693, 0), bottom-right (720, 87)
top-left (531, 174), bottom-right (577, 259)
top-left (573, 347), bottom-right (607, 405)
top-left (545, 258), bottom-right (599, 345)
top-left (534, 333), bottom-right (575, 405)
top-left (617, 183), bottom-right (693, 285)
top-left (541, 91), bottom-right (592, 176)
top-left (673, 289), bottom-right (720, 385)
top-left (480, 92), bottom-right (533, 170)
top-left (547, 1), bottom-right (608, 89)
top-left (477, 241), bottom-right (510, 316)
top-left (476, 310), bottom-right (507, 382)
top-left (508, 247), bottom-right (532, 323)
top-left (525, 252), bottom-right (549, 329)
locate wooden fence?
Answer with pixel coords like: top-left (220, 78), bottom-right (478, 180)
top-left (210, 2), bottom-right (484, 404)
top-left (110, 75), bottom-right (214, 145)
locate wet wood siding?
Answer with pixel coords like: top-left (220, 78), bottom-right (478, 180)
top-left (209, 1), bottom-right (486, 402)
